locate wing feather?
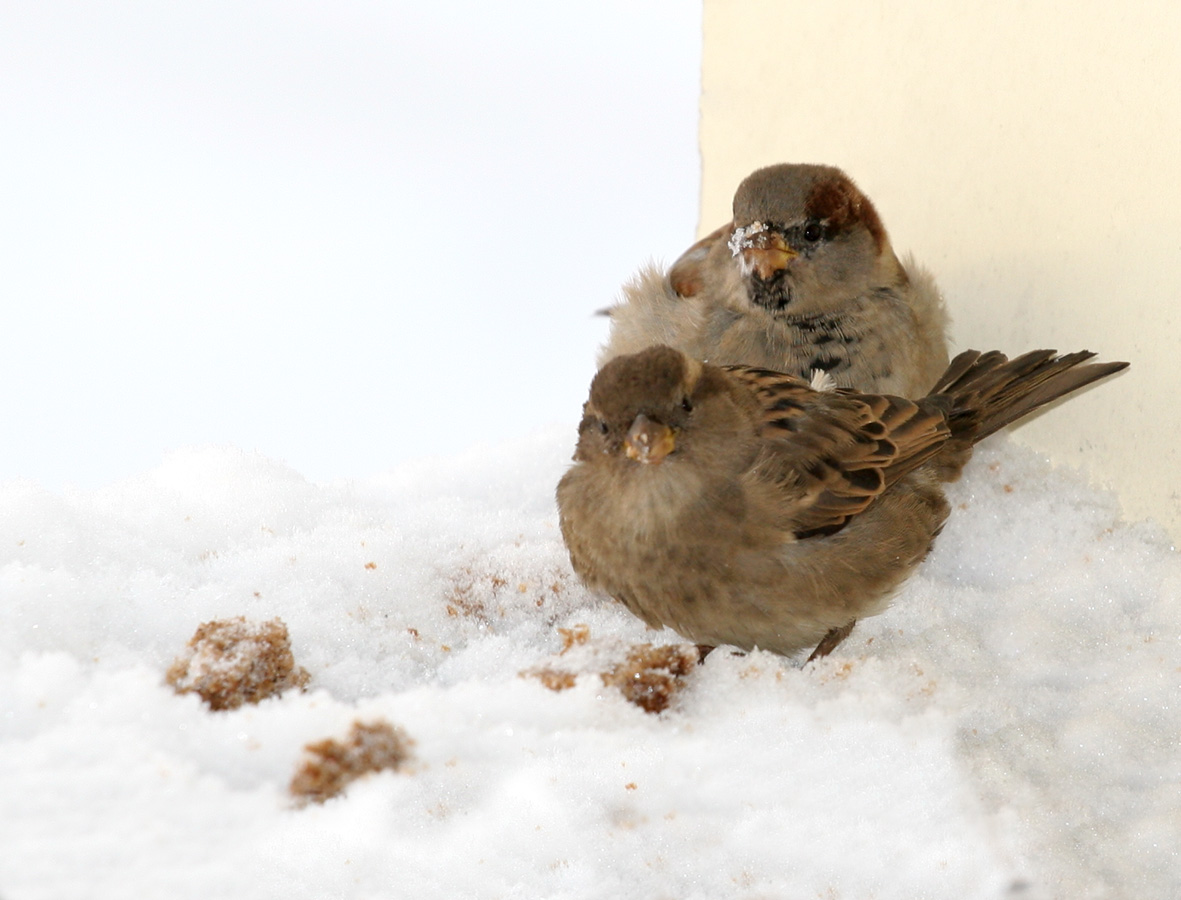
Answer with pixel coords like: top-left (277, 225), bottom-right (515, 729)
top-left (668, 222), bottom-right (733, 298)
top-left (725, 365), bottom-right (951, 538)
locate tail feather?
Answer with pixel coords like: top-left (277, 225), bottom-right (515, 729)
top-left (927, 349), bottom-right (1010, 395)
top-left (933, 349), bottom-right (1128, 444)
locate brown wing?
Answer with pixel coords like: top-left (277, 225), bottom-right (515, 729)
top-left (725, 365), bottom-right (952, 538)
top-left (668, 222), bottom-right (733, 298)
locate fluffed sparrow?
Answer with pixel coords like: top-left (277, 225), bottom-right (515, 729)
top-left (601, 163), bottom-right (950, 396)
top-left (558, 345), bottom-right (1126, 660)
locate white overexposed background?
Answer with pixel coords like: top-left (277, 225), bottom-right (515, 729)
top-left (0, 1), bottom-right (703, 489)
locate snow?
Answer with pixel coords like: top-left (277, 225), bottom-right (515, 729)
top-left (1, 430), bottom-right (1177, 899)
top-left (727, 222), bottom-right (765, 256)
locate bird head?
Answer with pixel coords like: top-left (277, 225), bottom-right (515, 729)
top-left (574, 346), bottom-right (758, 470)
top-left (727, 164), bottom-right (897, 316)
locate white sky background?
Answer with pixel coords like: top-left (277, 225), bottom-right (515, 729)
top-left (0, 2), bottom-right (703, 489)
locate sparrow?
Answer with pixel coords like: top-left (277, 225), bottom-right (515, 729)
top-left (600, 163), bottom-right (950, 397)
top-left (557, 344), bottom-right (1127, 660)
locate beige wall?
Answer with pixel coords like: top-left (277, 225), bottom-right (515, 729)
top-left (700, 0), bottom-right (1181, 537)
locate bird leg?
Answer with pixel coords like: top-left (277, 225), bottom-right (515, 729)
top-left (806, 620), bottom-right (856, 662)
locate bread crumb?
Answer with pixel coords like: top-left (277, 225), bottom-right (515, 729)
top-left (525, 667), bottom-right (578, 692)
top-left (166, 616), bottom-right (309, 711)
top-left (290, 720), bottom-right (414, 805)
top-left (601, 643), bottom-right (698, 714)
top-left (522, 627), bottom-right (699, 712)
top-left (558, 624), bottom-right (591, 653)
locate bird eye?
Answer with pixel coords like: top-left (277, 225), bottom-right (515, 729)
top-left (803, 221), bottom-right (823, 242)
top-left (681, 396), bottom-right (693, 413)
top-left (582, 415), bottom-right (609, 437)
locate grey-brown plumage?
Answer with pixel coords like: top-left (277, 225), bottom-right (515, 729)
top-left (600, 163), bottom-right (950, 397)
top-left (557, 345), bottom-right (1127, 659)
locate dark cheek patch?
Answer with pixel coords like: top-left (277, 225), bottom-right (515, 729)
top-left (804, 177), bottom-right (887, 252)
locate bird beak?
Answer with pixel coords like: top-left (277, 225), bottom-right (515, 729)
top-left (624, 414), bottom-right (676, 465)
top-left (730, 224), bottom-right (798, 279)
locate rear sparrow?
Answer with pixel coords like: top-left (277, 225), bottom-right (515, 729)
top-left (558, 345), bottom-right (1126, 660)
top-left (601, 163), bottom-right (949, 396)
